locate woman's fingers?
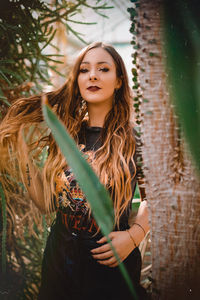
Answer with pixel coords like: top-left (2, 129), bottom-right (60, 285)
top-left (96, 232), bottom-right (116, 244)
top-left (92, 250), bottom-right (113, 260)
top-left (109, 262), bottom-right (119, 268)
top-left (91, 231), bottom-right (134, 267)
top-left (91, 243), bottom-right (111, 254)
top-left (96, 236), bottom-right (107, 243)
top-left (97, 256), bottom-right (117, 266)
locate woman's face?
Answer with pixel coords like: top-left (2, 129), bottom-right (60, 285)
top-left (77, 47), bottom-right (121, 107)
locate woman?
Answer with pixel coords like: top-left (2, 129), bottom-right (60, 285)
top-left (0, 42), bottom-right (149, 299)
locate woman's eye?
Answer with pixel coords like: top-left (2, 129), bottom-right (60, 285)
top-left (79, 68), bottom-right (88, 73)
top-left (99, 67), bottom-right (109, 72)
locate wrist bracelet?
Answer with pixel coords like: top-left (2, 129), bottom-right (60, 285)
top-left (126, 229), bottom-right (137, 248)
top-left (133, 222), bottom-right (146, 237)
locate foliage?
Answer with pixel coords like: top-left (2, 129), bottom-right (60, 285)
top-left (0, 0), bottom-right (112, 111)
top-left (163, 0), bottom-right (200, 175)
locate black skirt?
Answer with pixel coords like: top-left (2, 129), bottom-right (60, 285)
top-left (38, 221), bottom-right (148, 300)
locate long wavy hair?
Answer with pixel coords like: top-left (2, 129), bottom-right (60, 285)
top-left (0, 42), bottom-right (136, 229)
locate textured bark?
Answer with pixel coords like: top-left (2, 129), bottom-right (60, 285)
top-left (137, 1), bottom-right (200, 299)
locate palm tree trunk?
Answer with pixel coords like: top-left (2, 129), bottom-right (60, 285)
top-left (136, 0), bottom-right (200, 298)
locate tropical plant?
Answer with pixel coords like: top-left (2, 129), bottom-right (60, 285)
top-left (128, 0), bottom-right (200, 298)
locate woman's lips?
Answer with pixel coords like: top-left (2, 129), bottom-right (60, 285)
top-left (87, 86), bottom-right (101, 92)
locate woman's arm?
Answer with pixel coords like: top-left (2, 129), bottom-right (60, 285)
top-left (128, 180), bottom-right (149, 246)
top-left (17, 128), bottom-right (47, 214)
top-left (127, 200), bottom-right (149, 246)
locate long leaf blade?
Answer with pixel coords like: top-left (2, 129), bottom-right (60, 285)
top-left (42, 100), bottom-right (114, 234)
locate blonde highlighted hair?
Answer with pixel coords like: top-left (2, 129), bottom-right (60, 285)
top-left (0, 42), bottom-right (136, 229)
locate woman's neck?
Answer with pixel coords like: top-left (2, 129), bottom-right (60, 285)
top-left (87, 102), bottom-right (112, 127)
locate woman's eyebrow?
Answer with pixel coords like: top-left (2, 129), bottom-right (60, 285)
top-left (80, 61), bottom-right (112, 65)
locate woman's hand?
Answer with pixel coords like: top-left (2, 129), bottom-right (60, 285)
top-left (91, 201), bottom-right (150, 268)
top-left (91, 230), bottom-right (136, 268)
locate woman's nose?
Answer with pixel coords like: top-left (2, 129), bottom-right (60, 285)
top-left (89, 70), bottom-right (98, 81)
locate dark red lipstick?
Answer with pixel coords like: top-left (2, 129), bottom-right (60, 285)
top-left (87, 86), bottom-right (101, 92)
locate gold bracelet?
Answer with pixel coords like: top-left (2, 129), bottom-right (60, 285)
top-left (126, 229), bottom-right (137, 248)
top-left (133, 222), bottom-right (146, 237)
